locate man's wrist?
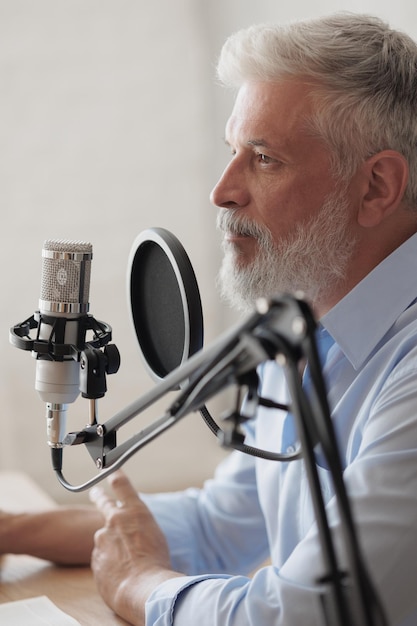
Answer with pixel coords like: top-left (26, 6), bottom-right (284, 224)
top-left (113, 565), bottom-right (183, 626)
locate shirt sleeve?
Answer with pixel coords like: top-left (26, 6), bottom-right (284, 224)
top-left (142, 446), bottom-right (270, 576)
top-left (146, 571), bottom-right (327, 626)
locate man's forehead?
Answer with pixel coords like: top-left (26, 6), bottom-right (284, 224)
top-left (225, 80), bottom-right (316, 143)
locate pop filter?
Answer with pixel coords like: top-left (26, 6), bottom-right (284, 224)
top-left (128, 227), bottom-right (296, 464)
top-left (127, 228), bottom-right (204, 384)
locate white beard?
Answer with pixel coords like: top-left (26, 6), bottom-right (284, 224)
top-left (216, 185), bottom-right (357, 313)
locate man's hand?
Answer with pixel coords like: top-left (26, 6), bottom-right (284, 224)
top-left (90, 470), bottom-right (182, 626)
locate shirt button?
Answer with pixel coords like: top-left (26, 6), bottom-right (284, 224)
top-left (286, 444), bottom-right (296, 453)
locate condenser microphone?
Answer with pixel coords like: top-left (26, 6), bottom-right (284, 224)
top-left (35, 240), bottom-right (93, 447)
top-left (10, 238), bottom-right (119, 453)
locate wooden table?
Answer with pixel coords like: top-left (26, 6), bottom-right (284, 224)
top-left (0, 472), bottom-right (128, 625)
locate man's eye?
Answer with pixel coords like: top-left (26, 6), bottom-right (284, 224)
top-left (257, 153), bottom-right (272, 164)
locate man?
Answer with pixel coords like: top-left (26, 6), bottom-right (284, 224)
top-left (2, 12), bottom-right (417, 626)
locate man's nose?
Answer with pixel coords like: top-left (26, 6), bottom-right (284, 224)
top-left (210, 159), bottom-right (249, 209)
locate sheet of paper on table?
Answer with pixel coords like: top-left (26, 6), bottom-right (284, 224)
top-left (0, 595), bottom-right (81, 625)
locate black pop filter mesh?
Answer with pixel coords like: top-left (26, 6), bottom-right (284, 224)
top-left (128, 228), bottom-right (203, 382)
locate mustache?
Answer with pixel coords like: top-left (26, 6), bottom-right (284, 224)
top-left (216, 209), bottom-right (273, 242)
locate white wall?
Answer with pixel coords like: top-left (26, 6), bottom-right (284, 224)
top-left (1, 0), bottom-right (417, 503)
top-left (0, 0), bottom-right (227, 503)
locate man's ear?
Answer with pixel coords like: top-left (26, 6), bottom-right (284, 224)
top-left (358, 150), bottom-right (409, 228)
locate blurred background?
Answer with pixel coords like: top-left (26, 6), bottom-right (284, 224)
top-left (1, 0), bottom-right (416, 503)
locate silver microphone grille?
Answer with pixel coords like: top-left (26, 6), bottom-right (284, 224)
top-left (39, 239), bottom-right (93, 314)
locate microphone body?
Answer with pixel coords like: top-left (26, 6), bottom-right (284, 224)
top-left (35, 240), bottom-right (93, 447)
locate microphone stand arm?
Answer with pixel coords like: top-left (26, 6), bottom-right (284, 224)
top-left (60, 295), bottom-right (306, 476)
top-left (58, 301), bottom-right (277, 481)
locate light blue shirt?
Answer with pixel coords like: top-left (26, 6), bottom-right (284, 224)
top-left (144, 233), bottom-right (417, 626)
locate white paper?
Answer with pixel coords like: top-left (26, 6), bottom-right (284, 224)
top-left (0, 595), bottom-right (81, 625)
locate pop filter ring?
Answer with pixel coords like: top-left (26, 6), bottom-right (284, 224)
top-left (128, 227), bottom-right (204, 385)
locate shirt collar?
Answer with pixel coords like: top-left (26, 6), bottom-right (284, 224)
top-left (320, 232), bottom-right (417, 370)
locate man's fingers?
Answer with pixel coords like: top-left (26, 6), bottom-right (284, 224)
top-left (89, 485), bottom-right (116, 518)
top-left (107, 470), bottom-right (140, 508)
top-left (89, 471), bottom-right (140, 520)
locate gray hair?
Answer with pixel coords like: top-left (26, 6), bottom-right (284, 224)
top-left (216, 12), bottom-right (417, 209)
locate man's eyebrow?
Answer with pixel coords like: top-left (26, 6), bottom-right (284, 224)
top-left (247, 138), bottom-right (272, 149)
top-left (222, 137), bottom-right (273, 149)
